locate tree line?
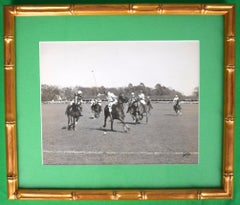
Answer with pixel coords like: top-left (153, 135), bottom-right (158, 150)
top-left (41, 83), bottom-right (198, 102)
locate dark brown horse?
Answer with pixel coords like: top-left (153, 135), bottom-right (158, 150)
top-left (103, 94), bottom-right (129, 132)
top-left (128, 101), bottom-right (140, 124)
top-left (128, 100), bottom-right (149, 123)
top-left (173, 101), bottom-right (182, 115)
top-left (91, 102), bottom-right (102, 118)
top-left (65, 96), bottom-right (82, 130)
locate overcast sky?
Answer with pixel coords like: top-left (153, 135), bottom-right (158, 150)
top-left (39, 41), bottom-right (199, 96)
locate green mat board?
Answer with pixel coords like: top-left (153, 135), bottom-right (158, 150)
top-left (0, 1), bottom-right (239, 205)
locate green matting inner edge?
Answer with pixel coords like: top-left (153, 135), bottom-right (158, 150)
top-left (15, 15), bottom-right (223, 188)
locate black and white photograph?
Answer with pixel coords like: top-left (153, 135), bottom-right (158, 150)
top-left (40, 41), bottom-right (199, 165)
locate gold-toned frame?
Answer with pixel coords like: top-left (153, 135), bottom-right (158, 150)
top-left (4, 4), bottom-right (235, 200)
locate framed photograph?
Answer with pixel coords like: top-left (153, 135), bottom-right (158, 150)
top-left (40, 40), bottom-right (199, 165)
top-left (4, 4), bottom-right (235, 200)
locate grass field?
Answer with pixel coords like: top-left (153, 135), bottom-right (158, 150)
top-left (42, 102), bottom-right (198, 165)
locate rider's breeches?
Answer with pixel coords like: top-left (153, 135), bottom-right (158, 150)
top-left (140, 100), bottom-right (146, 105)
top-left (108, 100), bottom-right (117, 112)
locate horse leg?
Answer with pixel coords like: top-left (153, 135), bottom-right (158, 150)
top-left (142, 105), bottom-right (147, 120)
top-left (147, 104), bottom-right (152, 115)
top-left (145, 112), bottom-right (148, 123)
top-left (177, 105), bottom-right (182, 115)
top-left (123, 121), bottom-right (130, 132)
top-left (75, 114), bottom-right (80, 124)
top-left (103, 115), bottom-right (108, 128)
top-left (173, 105), bottom-right (177, 113)
top-left (137, 104), bottom-right (143, 121)
top-left (133, 113), bottom-right (138, 124)
top-left (130, 108), bottom-right (137, 124)
top-left (103, 106), bottom-right (109, 128)
top-left (118, 118), bottom-right (130, 132)
top-left (70, 116), bottom-right (74, 130)
top-left (143, 105), bottom-right (148, 123)
top-left (67, 115), bottom-right (71, 130)
top-left (111, 119), bottom-right (114, 131)
top-left (131, 114), bottom-right (136, 123)
top-left (72, 117), bottom-right (76, 130)
top-left (109, 114), bottom-right (114, 131)
top-left (179, 106), bottom-right (182, 115)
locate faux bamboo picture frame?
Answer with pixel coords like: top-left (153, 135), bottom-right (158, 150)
top-left (4, 4), bottom-right (235, 200)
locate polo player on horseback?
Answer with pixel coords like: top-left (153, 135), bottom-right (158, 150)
top-left (65, 90), bottom-right (83, 130)
top-left (103, 92), bottom-right (129, 131)
top-left (67, 90), bottom-right (83, 116)
top-left (90, 97), bottom-right (102, 118)
top-left (127, 92), bottom-right (137, 113)
top-left (173, 94), bottom-right (182, 115)
top-left (127, 90), bottom-right (149, 123)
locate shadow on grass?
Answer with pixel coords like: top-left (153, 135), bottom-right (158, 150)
top-left (89, 127), bottom-right (129, 134)
top-left (164, 114), bottom-right (178, 117)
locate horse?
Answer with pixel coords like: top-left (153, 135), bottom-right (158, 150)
top-left (173, 101), bottom-right (182, 115)
top-left (145, 98), bottom-right (153, 114)
top-left (91, 102), bottom-right (102, 118)
top-left (127, 101), bottom-right (140, 123)
top-left (128, 100), bottom-right (149, 123)
top-left (103, 94), bottom-right (130, 132)
top-left (137, 101), bottom-right (149, 123)
top-left (65, 97), bottom-right (82, 130)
